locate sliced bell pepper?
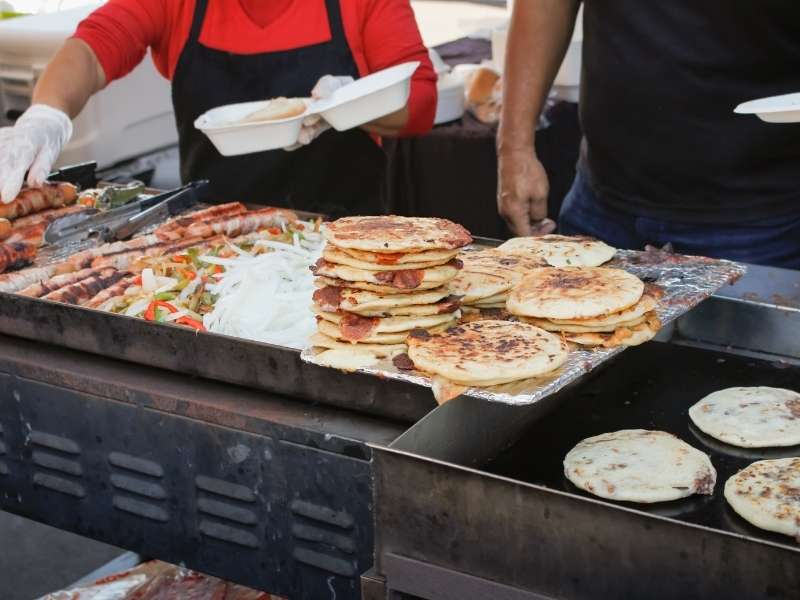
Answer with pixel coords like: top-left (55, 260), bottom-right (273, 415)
top-left (176, 316), bottom-right (206, 331)
top-left (143, 300), bottom-right (178, 321)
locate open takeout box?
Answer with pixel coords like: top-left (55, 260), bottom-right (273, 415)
top-left (194, 61), bottom-right (419, 156)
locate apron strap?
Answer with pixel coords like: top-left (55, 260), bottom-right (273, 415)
top-left (188, 0), bottom-right (211, 46)
top-left (324, 0), bottom-right (348, 47)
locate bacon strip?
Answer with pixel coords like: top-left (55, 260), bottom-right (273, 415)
top-left (18, 267), bottom-right (107, 298)
top-left (6, 223), bottom-right (47, 247)
top-left (84, 274), bottom-right (140, 308)
top-left (0, 182), bottom-right (78, 220)
top-left (0, 241), bottom-right (37, 274)
top-left (183, 207), bottom-right (297, 239)
top-left (42, 268), bottom-right (128, 305)
top-left (155, 202), bottom-right (247, 237)
top-left (373, 268), bottom-right (425, 289)
top-left (313, 286), bottom-right (345, 312)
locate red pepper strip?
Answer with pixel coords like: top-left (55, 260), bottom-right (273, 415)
top-left (176, 316), bottom-right (206, 331)
top-left (267, 226), bottom-right (281, 235)
top-left (133, 275), bottom-right (142, 285)
top-left (172, 255), bottom-right (189, 263)
top-left (214, 265), bottom-right (224, 274)
top-left (143, 300), bottom-right (178, 321)
top-left (179, 269), bottom-right (196, 280)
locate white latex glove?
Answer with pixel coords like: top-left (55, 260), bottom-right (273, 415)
top-left (0, 104), bottom-right (72, 203)
top-left (284, 75), bottom-right (354, 151)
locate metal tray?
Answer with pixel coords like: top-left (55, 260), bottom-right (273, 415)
top-left (303, 250), bottom-right (746, 406)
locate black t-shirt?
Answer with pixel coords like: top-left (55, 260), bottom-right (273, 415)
top-left (580, 1), bottom-right (800, 223)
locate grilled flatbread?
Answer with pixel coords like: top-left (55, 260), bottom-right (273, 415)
top-left (311, 259), bottom-right (459, 290)
top-left (407, 320), bottom-right (569, 387)
top-left (564, 317), bottom-right (660, 348)
top-left (315, 276), bottom-right (444, 294)
top-left (238, 97), bottom-right (306, 123)
top-left (317, 317), bottom-right (456, 345)
top-left (322, 216), bottom-right (472, 253)
top-left (725, 458), bottom-right (800, 539)
top-left (313, 286), bottom-right (454, 313)
top-left (507, 267), bottom-right (644, 320)
top-left (457, 249), bottom-right (546, 284)
top-left (323, 245), bottom-right (453, 270)
top-left (313, 306), bottom-right (460, 334)
top-left (522, 314), bottom-right (648, 333)
top-left (689, 387), bottom-right (800, 448)
top-left (448, 270), bottom-right (513, 303)
top-left (310, 332), bottom-right (406, 357)
top-left (547, 286), bottom-right (659, 327)
top-left (333, 245), bottom-right (459, 266)
top-left (564, 430), bottom-right (716, 503)
top-left (499, 234), bottom-right (616, 267)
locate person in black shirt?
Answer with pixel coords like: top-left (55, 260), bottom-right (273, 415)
top-left (498, 1), bottom-right (800, 268)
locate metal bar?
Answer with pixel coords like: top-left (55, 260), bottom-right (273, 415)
top-left (383, 553), bottom-right (554, 600)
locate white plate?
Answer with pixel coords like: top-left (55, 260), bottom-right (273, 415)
top-left (309, 61), bottom-right (420, 131)
top-left (734, 92), bottom-right (800, 124)
top-left (434, 73), bottom-right (465, 124)
top-left (194, 99), bottom-right (309, 156)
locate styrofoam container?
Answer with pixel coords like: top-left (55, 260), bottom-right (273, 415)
top-left (194, 100), bottom-right (309, 156)
top-left (734, 92), bottom-right (800, 124)
top-left (310, 61), bottom-right (419, 131)
top-left (434, 73), bottom-right (465, 124)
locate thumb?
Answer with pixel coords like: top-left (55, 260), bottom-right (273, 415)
top-left (504, 197), bottom-right (533, 237)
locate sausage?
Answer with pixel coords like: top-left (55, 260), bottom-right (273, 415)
top-left (0, 182), bottom-right (78, 220)
top-left (18, 267), bottom-right (108, 298)
top-left (155, 202), bottom-right (248, 237)
top-left (84, 274), bottom-right (140, 309)
top-left (184, 207), bottom-right (297, 239)
top-left (11, 205), bottom-right (89, 229)
top-left (0, 241), bottom-right (37, 274)
top-left (41, 268), bottom-right (128, 305)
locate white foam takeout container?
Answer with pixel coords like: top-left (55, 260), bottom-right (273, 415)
top-left (194, 61), bottom-right (420, 156)
top-left (734, 92), bottom-right (800, 124)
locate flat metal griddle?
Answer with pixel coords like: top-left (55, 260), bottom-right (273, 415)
top-left (485, 340), bottom-right (800, 549)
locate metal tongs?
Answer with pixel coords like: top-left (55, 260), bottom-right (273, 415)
top-left (44, 180), bottom-right (210, 249)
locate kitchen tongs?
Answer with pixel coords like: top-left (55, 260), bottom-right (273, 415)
top-left (44, 180), bottom-right (210, 248)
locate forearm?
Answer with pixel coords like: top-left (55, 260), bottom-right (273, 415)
top-left (498, 0), bottom-right (580, 156)
top-left (362, 107), bottom-right (409, 137)
top-left (32, 39), bottom-right (106, 119)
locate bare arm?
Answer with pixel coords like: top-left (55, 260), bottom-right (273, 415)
top-left (497, 0), bottom-right (580, 235)
top-left (32, 38), bottom-right (106, 118)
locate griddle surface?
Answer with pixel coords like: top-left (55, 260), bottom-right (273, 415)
top-left (486, 341), bottom-right (800, 549)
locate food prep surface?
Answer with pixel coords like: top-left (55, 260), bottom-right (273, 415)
top-left (485, 340), bottom-right (800, 548)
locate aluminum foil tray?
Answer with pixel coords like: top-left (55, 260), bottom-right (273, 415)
top-left (302, 249), bottom-right (747, 406)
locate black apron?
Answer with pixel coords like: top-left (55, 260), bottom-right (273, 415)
top-left (171, 0), bottom-right (386, 217)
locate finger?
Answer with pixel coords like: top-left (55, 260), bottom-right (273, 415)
top-left (311, 75), bottom-right (336, 100)
top-left (27, 146), bottom-right (56, 188)
top-left (0, 150), bottom-right (33, 204)
top-left (498, 192), bottom-right (532, 236)
top-left (530, 218), bottom-right (557, 236)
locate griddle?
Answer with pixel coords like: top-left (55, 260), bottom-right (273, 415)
top-left (486, 340), bottom-right (800, 547)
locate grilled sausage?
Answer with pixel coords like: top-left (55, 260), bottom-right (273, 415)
top-left (42, 268), bottom-right (128, 305)
top-left (0, 241), bottom-right (37, 274)
top-left (183, 207), bottom-right (297, 239)
top-left (0, 182), bottom-right (78, 220)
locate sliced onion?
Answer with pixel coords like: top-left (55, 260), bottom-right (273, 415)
top-left (141, 268), bottom-right (157, 293)
top-left (125, 297), bottom-right (152, 317)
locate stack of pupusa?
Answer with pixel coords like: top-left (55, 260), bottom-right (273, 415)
top-left (310, 215), bottom-right (472, 362)
top-left (507, 266), bottom-right (662, 348)
top-left (448, 248), bottom-right (546, 314)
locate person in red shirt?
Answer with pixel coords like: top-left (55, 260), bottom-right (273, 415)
top-left (0, 0), bottom-right (436, 215)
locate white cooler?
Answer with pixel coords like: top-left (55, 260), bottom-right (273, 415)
top-left (0, 4), bottom-right (177, 169)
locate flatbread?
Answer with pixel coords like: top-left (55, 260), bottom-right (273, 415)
top-left (313, 286), bottom-right (451, 313)
top-left (310, 332), bottom-right (406, 357)
top-left (312, 306), bottom-right (460, 333)
top-left (469, 291), bottom-right (508, 306)
top-left (323, 216), bottom-right (472, 252)
top-left (323, 245), bottom-right (453, 270)
top-left (499, 235), bottom-right (616, 267)
top-left (448, 270), bottom-right (513, 303)
top-left (315, 276), bottom-right (442, 295)
top-left (564, 317), bottom-right (660, 348)
top-left (407, 320), bottom-right (569, 386)
top-left (725, 458), bottom-right (800, 539)
top-left (547, 286), bottom-right (660, 327)
top-left (507, 267), bottom-right (644, 320)
top-left (689, 387), bottom-right (800, 448)
top-left (522, 314), bottom-right (648, 333)
top-left (457, 249), bottom-right (546, 284)
top-left (564, 429), bottom-right (717, 503)
top-left (312, 259), bottom-right (459, 289)
top-left (317, 317), bottom-right (455, 345)
top-left (238, 97), bottom-right (306, 123)
top-left (333, 245), bottom-right (459, 266)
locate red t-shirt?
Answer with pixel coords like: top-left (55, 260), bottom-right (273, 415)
top-left (72, 0), bottom-right (436, 135)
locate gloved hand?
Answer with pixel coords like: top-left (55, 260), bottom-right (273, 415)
top-left (0, 104), bottom-right (72, 204)
top-left (284, 75), bottom-right (354, 151)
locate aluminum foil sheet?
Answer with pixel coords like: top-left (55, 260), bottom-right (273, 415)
top-left (301, 249), bottom-right (747, 406)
